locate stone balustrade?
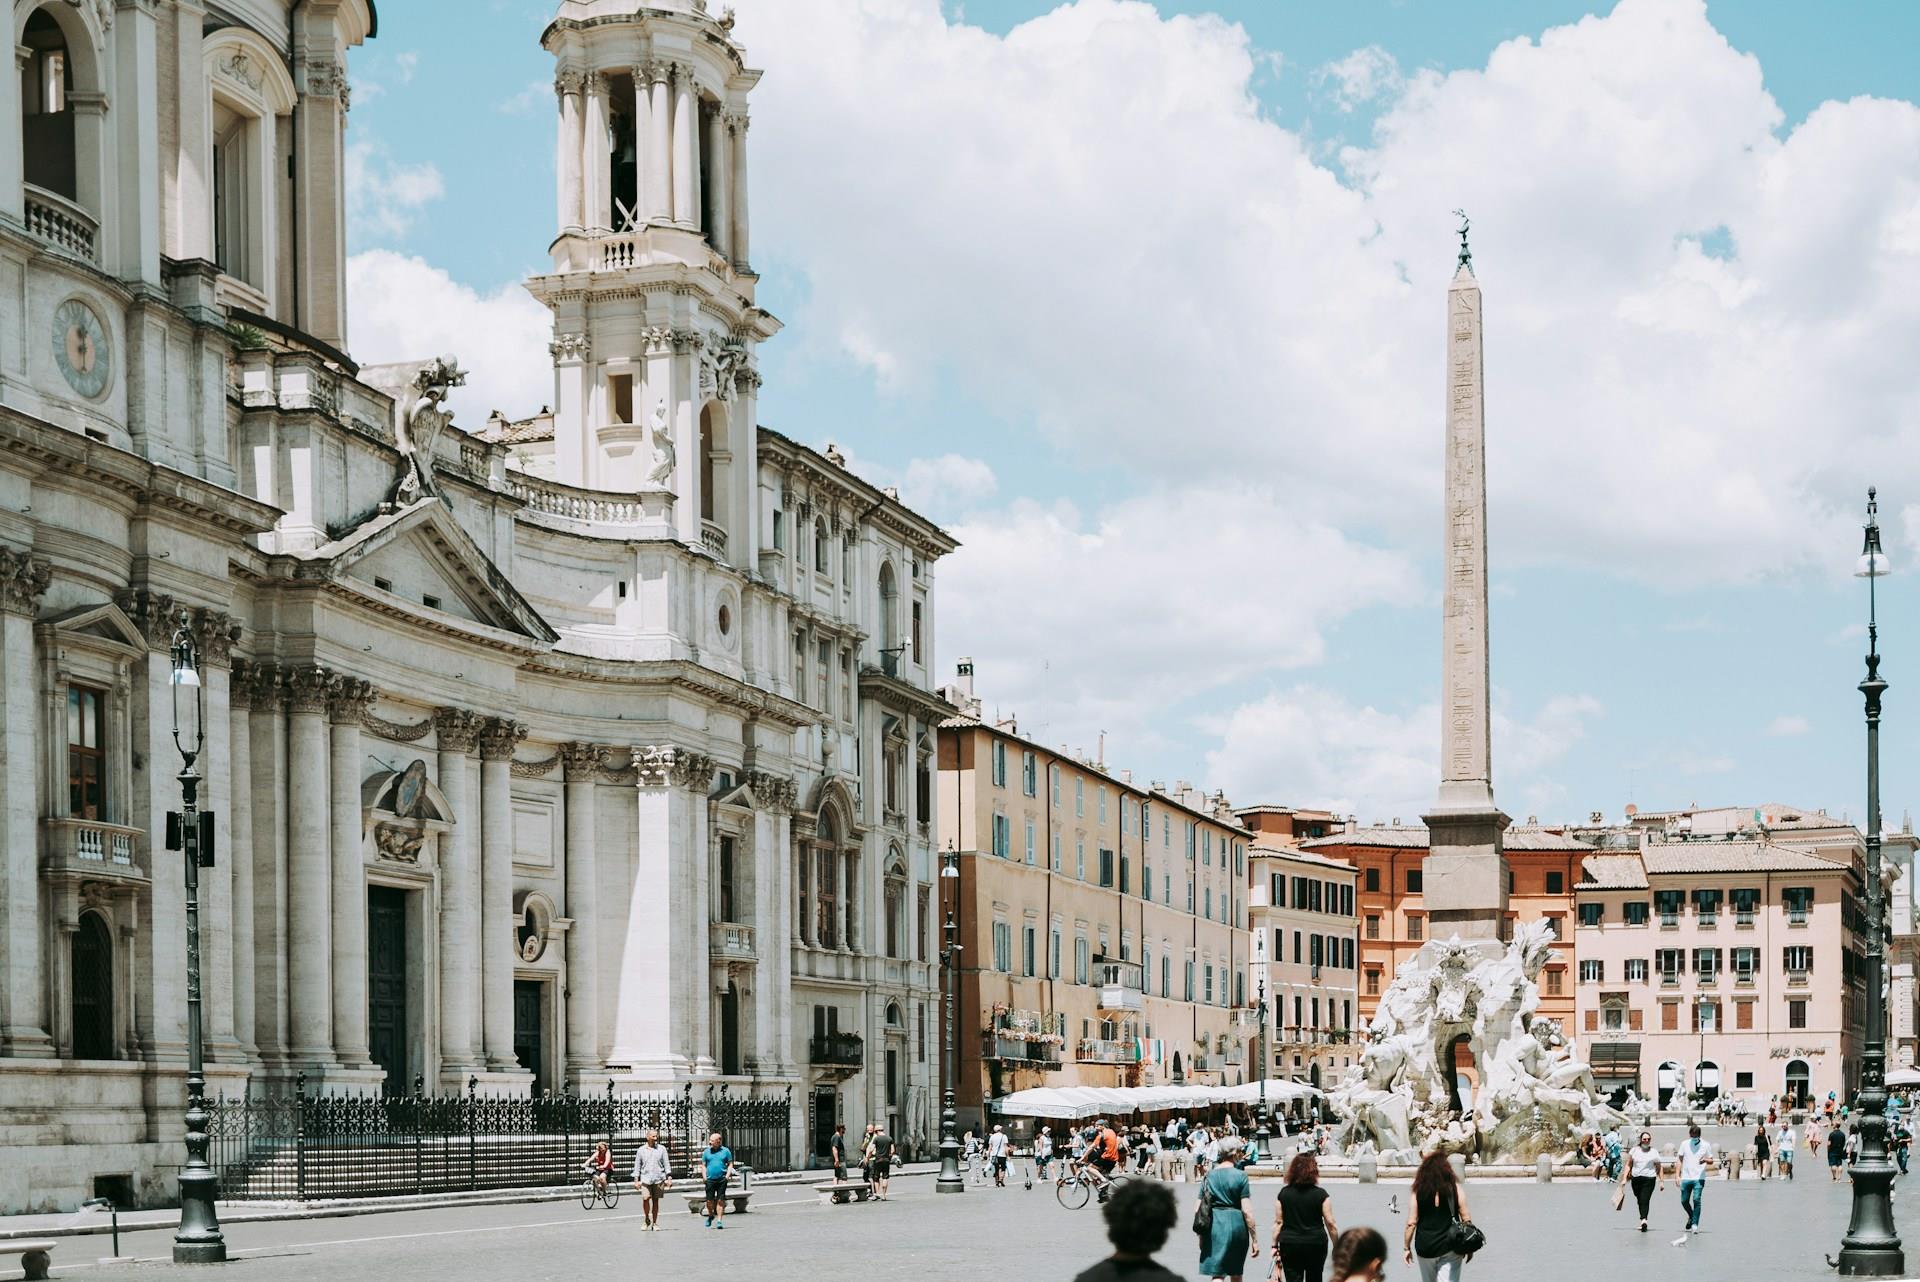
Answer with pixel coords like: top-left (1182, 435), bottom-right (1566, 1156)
top-left (24, 184), bottom-right (97, 261)
top-left (44, 817), bottom-right (147, 884)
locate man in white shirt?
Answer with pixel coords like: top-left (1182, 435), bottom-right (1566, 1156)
top-left (630, 1129), bottom-right (673, 1232)
top-left (987, 1124), bottom-right (1011, 1187)
top-left (1677, 1123), bottom-right (1716, 1234)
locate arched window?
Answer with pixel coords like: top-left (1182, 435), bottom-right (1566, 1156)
top-left (884, 853), bottom-right (906, 959)
top-left (699, 402), bottom-right (719, 522)
top-left (203, 28), bottom-right (297, 307)
top-left (885, 1000), bottom-right (902, 1028)
top-left (20, 3), bottom-right (106, 261)
top-left (814, 807), bottom-right (839, 948)
top-left (877, 561), bottom-right (899, 656)
top-left (71, 912), bottom-right (114, 1060)
top-left (814, 518), bottom-right (830, 578)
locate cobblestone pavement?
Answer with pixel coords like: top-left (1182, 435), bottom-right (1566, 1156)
top-left (38, 1160), bottom-right (1920, 1282)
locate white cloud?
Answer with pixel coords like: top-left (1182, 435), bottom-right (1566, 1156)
top-left (729, 0), bottom-right (1920, 587)
top-left (395, 52), bottom-right (420, 83)
top-left (345, 251), bottom-right (552, 430)
top-left (938, 484), bottom-right (1419, 758)
top-left (345, 139), bottom-right (446, 241)
top-left (1767, 714), bottom-right (1812, 737)
top-left (1200, 687), bottom-right (1602, 822)
top-left (1315, 45), bottom-right (1403, 112)
top-left (900, 454), bottom-right (997, 516)
top-left (499, 78), bottom-right (553, 115)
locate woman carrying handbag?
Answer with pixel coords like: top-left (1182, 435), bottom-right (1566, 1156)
top-left (1195, 1136), bottom-right (1258, 1282)
top-left (1404, 1152), bottom-right (1479, 1282)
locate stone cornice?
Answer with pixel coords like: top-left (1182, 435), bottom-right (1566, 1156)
top-left (0, 409), bottom-right (280, 541)
top-left (519, 654), bottom-right (816, 730)
top-left (0, 546), bottom-right (52, 616)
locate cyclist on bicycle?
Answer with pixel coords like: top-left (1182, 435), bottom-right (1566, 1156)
top-left (582, 1140), bottom-right (614, 1192)
top-left (1088, 1119), bottom-right (1124, 1202)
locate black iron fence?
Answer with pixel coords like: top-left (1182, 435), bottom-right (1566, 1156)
top-left (207, 1076), bottom-right (794, 1202)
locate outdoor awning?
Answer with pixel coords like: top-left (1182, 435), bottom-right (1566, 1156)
top-left (992, 1079), bottom-right (1322, 1119)
top-left (1886, 1068), bottom-right (1920, 1089)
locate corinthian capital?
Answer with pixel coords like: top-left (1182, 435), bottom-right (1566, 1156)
top-left (561, 741), bottom-right (604, 782)
top-left (478, 717), bottom-right (528, 761)
top-left (327, 676), bottom-right (377, 725)
top-left (0, 547), bottom-right (52, 616)
top-left (633, 743), bottom-right (677, 788)
top-left (433, 706), bottom-right (484, 754)
top-left (232, 659), bottom-right (283, 712)
top-left (190, 607), bottom-right (241, 670)
top-left (113, 586), bottom-right (181, 650)
top-left (284, 665), bottom-right (338, 715)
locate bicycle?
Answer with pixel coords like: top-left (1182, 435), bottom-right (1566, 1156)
top-left (579, 1173), bottom-right (621, 1210)
top-left (1054, 1158), bottom-right (1128, 1210)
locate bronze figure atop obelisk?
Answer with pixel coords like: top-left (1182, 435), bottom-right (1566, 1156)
top-left (1422, 211), bottom-right (1510, 940)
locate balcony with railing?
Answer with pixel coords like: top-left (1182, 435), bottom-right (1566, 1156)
top-left (810, 1031), bottom-right (864, 1067)
top-left (25, 184), bottom-right (97, 261)
top-left (499, 471), bottom-right (674, 538)
top-left (1075, 1038), bottom-right (1140, 1065)
top-left (43, 817), bottom-right (147, 885)
top-left (985, 1032), bottom-right (1063, 1069)
top-left (709, 921), bottom-right (756, 961)
top-left (1096, 960), bottom-right (1144, 1012)
top-left (701, 520), bottom-right (729, 558)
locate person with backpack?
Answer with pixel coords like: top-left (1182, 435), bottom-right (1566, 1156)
top-left (1404, 1151), bottom-right (1475, 1281)
top-left (1196, 1136), bottom-right (1258, 1282)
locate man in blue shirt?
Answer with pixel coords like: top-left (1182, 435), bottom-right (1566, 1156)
top-left (701, 1132), bottom-right (735, 1228)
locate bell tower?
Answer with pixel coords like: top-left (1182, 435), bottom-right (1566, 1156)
top-left (527, 0), bottom-right (780, 566)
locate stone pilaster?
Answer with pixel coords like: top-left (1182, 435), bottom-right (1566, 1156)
top-left (727, 112), bottom-right (750, 268)
top-left (434, 707), bottom-right (484, 1081)
top-left (671, 62), bottom-right (697, 228)
top-left (227, 658), bottom-right (258, 1060)
top-left (284, 665), bottom-right (338, 1067)
top-left (478, 717), bottom-right (527, 1072)
top-left (555, 69), bottom-right (584, 234)
top-left (561, 743), bottom-right (602, 1076)
top-left (0, 548), bottom-right (52, 1055)
top-left (583, 71), bottom-right (610, 233)
top-left (646, 63), bottom-right (672, 225)
top-left (328, 677), bottom-right (376, 1070)
top-left (611, 744), bottom-right (692, 1077)
top-left (705, 100), bottom-right (729, 255)
top-left (239, 661), bottom-right (291, 1063)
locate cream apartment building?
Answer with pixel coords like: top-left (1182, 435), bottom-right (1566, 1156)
top-left (1573, 838), bottom-right (1865, 1109)
top-left (937, 669), bottom-right (1251, 1131)
top-left (1247, 840), bottom-right (1359, 1091)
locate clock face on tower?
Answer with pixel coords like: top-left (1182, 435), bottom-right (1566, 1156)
top-left (52, 298), bottom-right (111, 400)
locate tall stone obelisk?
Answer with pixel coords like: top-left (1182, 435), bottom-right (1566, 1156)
top-left (1422, 215), bottom-right (1510, 941)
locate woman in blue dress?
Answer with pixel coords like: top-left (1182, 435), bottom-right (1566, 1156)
top-left (1198, 1136), bottom-right (1259, 1281)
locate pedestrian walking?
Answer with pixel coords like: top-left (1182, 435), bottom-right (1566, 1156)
top-left (1330, 1227), bottom-right (1389, 1282)
top-left (1776, 1120), bottom-right (1795, 1180)
top-left (1035, 1127), bottom-right (1055, 1180)
top-left (1273, 1152), bottom-right (1337, 1282)
top-left (1753, 1120), bottom-right (1771, 1179)
top-left (631, 1129), bottom-right (672, 1231)
top-left (1829, 1119), bottom-right (1848, 1180)
top-left (988, 1124), bottom-right (1011, 1187)
top-left (1071, 1175), bottom-right (1183, 1282)
top-left (1196, 1136), bottom-right (1258, 1282)
top-left (1619, 1129), bottom-right (1662, 1232)
top-left (1604, 1127), bottom-right (1624, 1182)
top-left (1404, 1151), bottom-right (1472, 1282)
top-left (868, 1124), bottom-right (896, 1200)
top-left (699, 1132), bottom-right (734, 1229)
top-left (830, 1123), bottom-right (848, 1182)
top-left (1677, 1123), bottom-right (1714, 1236)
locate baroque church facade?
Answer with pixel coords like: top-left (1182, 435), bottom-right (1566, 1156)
top-left (0, 0), bottom-right (953, 1212)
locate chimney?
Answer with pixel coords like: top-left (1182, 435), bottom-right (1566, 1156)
top-left (1119, 769), bottom-right (1133, 785)
top-left (955, 658), bottom-right (974, 700)
top-left (1097, 731), bottom-right (1105, 766)
top-left (1589, 811), bottom-right (1603, 825)
top-left (1344, 817), bottom-right (1358, 834)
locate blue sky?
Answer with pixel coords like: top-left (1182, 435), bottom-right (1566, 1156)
top-left (342, 1), bottom-right (1920, 828)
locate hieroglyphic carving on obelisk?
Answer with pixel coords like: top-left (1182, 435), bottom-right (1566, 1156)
top-left (1423, 212), bottom-right (1509, 940)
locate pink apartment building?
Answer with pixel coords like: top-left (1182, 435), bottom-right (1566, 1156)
top-left (1574, 840), bottom-right (1865, 1110)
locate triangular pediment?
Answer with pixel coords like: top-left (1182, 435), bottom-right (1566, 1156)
top-left (37, 602), bottom-right (148, 656)
top-left (301, 500), bottom-right (559, 644)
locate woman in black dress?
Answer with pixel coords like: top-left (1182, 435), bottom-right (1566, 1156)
top-left (1403, 1152), bottom-right (1471, 1281)
top-left (1272, 1152), bottom-right (1337, 1282)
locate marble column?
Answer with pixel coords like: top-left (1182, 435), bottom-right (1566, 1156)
top-left (583, 71), bottom-right (610, 233)
top-left (843, 851), bottom-right (858, 953)
top-left (433, 708), bottom-right (483, 1078)
top-left (561, 743), bottom-right (601, 1074)
top-left (1421, 236), bottom-right (1509, 941)
top-left (284, 666), bottom-right (337, 1067)
top-left (630, 65), bottom-right (655, 227)
top-left (227, 659), bottom-right (258, 1059)
top-left (647, 63), bottom-right (672, 225)
top-left (728, 113), bottom-right (750, 267)
top-left (555, 70), bottom-right (584, 233)
top-left (677, 751), bottom-right (714, 1072)
top-left (610, 745), bottom-right (688, 1077)
top-left (245, 664), bottom-right (289, 1064)
top-left (329, 678), bottom-right (375, 1070)
top-left (772, 808), bottom-right (795, 1071)
top-left (0, 549), bottom-right (51, 1055)
top-left (479, 717), bottom-right (525, 1072)
top-left (705, 107), bottom-right (730, 257)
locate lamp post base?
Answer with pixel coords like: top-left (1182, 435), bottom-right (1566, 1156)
top-left (172, 1242), bottom-right (228, 1265)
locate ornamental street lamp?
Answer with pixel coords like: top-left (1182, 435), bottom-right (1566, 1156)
top-left (937, 848), bottom-right (964, 1193)
top-left (1837, 488), bottom-right (1904, 1277)
top-left (1254, 976), bottom-right (1271, 1162)
top-left (169, 619), bottom-right (225, 1264)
